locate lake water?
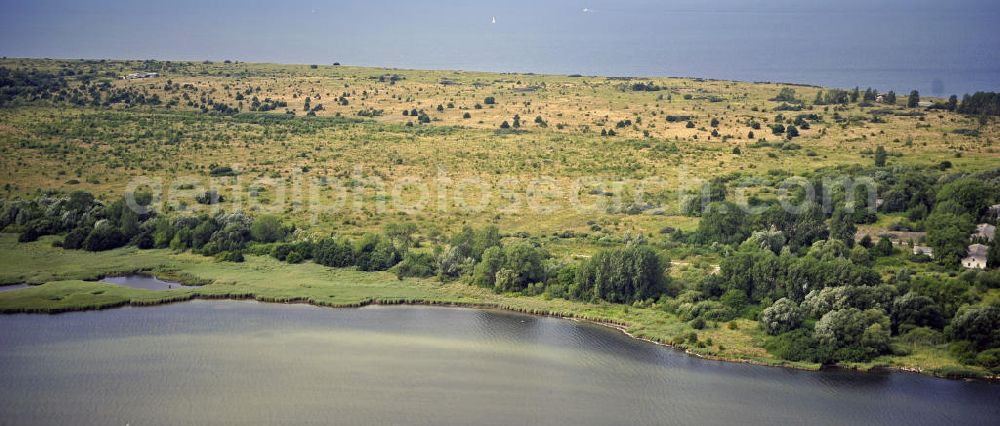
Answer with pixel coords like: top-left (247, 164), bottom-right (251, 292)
top-left (1, 0), bottom-right (998, 95)
top-left (0, 284), bottom-right (30, 292)
top-left (0, 301), bottom-right (997, 425)
top-left (100, 274), bottom-right (192, 291)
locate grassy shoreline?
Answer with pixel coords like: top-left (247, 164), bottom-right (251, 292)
top-left (0, 234), bottom-right (992, 381)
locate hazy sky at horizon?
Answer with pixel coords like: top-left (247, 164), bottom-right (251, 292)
top-left (1, 0), bottom-right (998, 92)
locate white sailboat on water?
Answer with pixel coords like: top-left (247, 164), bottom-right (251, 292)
top-left (491, 16), bottom-right (496, 24)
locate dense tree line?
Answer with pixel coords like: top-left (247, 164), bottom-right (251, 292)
top-left (4, 179), bottom-right (998, 369)
top-left (956, 92), bottom-right (1000, 116)
top-left (574, 245), bottom-right (668, 303)
top-left (2, 191), bottom-right (674, 307)
top-left (700, 236), bottom-right (1000, 364)
top-left (0, 67), bottom-right (70, 106)
top-left (674, 164), bottom-right (1000, 366)
top-left (0, 66), bottom-right (235, 115)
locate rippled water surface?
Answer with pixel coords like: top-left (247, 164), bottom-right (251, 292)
top-left (0, 301), bottom-right (997, 425)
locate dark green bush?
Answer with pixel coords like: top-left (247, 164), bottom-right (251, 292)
top-left (215, 251), bottom-right (245, 262)
top-left (764, 329), bottom-right (830, 363)
top-left (395, 252), bottom-right (437, 279)
top-left (285, 250), bottom-right (304, 264)
top-left (314, 237), bottom-right (355, 267)
top-left (62, 227), bottom-right (88, 249)
top-left (354, 233), bottom-right (400, 271)
top-left (250, 214), bottom-right (286, 243)
top-left (82, 222), bottom-right (126, 251)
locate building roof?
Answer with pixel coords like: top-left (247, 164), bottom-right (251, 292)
top-left (974, 223), bottom-right (996, 241)
top-left (968, 243), bottom-right (988, 257)
top-left (122, 72), bottom-right (160, 80)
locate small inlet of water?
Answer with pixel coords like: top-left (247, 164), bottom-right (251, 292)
top-left (0, 284), bottom-right (31, 293)
top-left (99, 274), bottom-right (193, 291)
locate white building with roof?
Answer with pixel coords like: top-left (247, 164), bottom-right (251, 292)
top-left (913, 245), bottom-right (934, 258)
top-left (122, 72), bottom-right (159, 80)
top-left (962, 244), bottom-right (988, 269)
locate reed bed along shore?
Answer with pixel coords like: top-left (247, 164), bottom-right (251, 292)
top-left (8, 279), bottom-right (991, 380)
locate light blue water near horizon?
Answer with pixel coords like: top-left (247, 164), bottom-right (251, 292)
top-left (1, 0), bottom-right (998, 95)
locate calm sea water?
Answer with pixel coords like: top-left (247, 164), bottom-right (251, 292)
top-left (1, 0), bottom-right (998, 94)
top-left (0, 301), bottom-right (997, 425)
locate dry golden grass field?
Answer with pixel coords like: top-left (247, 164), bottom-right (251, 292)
top-left (1, 58), bottom-right (995, 245)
